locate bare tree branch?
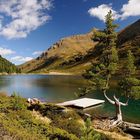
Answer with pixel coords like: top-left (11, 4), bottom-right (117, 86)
top-left (120, 98), bottom-right (129, 106)
top-left (103, 91), bottom-right (115, 105)
top-left (113, 95), bottom-right (119, 103)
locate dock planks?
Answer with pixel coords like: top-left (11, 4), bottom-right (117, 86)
top-left (57, 98), bottom-right (105, 109)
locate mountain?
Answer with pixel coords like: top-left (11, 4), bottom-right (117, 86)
top-left (19, 29), bottom-right (98, 74)
top-left (0, 55), bottom-right (20, 74)
top-left (20, 19), bottom-right (140, 74)
top-left (117, 19), bottom-right (140, 70)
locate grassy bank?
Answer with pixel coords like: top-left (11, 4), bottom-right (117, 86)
top-left (0, 93), bottom-right (106, 140)
top-left (0, 93), bottom-right (133, 140)
top-left (0, 93), bottom-right (79, 140)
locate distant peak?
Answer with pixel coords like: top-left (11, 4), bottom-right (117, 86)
top-left (88, 28), bottom-right (98, 34)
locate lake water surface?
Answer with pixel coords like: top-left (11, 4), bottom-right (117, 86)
top-left (0, 75), bottom-right (140, 123)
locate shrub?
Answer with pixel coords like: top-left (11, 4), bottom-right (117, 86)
top-left (80, 118), bottom-right (108, 140)
top-left (10, 92), bottom-right (27, 111)
top-left (0, 95), bottom-right (79, 139)
top-left (28, 103), bottom-right (83, 137)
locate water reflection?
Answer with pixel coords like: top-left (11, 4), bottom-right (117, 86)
top-left (0, 75), bottom-right (139, 123)
top-left (0, 75), bottom-right (88, 101)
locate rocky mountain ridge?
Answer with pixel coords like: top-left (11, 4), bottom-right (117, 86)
top-left (19, 19), bottom-right (140, 74)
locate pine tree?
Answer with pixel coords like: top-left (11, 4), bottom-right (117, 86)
top-left (119, 50), bottom-right (140, 99)
top-left (83, 11), bottom-right (140, 126)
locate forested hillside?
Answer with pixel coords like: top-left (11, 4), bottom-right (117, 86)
top-left (0, 55), bottom-right (20, 74)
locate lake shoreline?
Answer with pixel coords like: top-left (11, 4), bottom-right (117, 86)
top-left (47, 71), bottom-right (75, 75)
top-left (0, 72), bottom-right (80, 76)
top-left (0, 74), bottom-right (140, 125)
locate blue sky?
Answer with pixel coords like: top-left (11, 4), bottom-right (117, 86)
top-left (0, 0), bottom-right (140, 65)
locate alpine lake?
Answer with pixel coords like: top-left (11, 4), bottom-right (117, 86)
top-left (0, 74), bottom-right (140, 123)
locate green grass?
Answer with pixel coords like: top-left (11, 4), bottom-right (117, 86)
top-left (0, 93), bottom-right (110, 140)
top-left (0, 93), bottom-right (79, 140)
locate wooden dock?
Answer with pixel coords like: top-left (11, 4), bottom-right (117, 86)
top-left (57, 98), bottom-right (105, 109)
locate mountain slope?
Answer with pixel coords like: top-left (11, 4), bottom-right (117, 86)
top-left (19, 29), bottom-right (98, 73)
top-left (118, 19), bottom-right (140, 46)
top-left (117, 19), bottom-right (140, 69)
top-left (0, 55), bottom-right (20, 74)
top-left (20, 19), bottom-right (140, 74)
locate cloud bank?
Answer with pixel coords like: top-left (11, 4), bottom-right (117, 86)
top-left (88, 4), bottom-right (119, 21)
top-left (88, 0), bottom-right (140, 21)
top-left (121, 0), bottom-right (140, 19)
top-left (0, 47), bottom-right (15, 55)
top-left (32, 51), bottom-right (43, 55)
top-left (11, 56), bottom-right (33, 62)
top-left (0, 0), bottom-right (52, 39)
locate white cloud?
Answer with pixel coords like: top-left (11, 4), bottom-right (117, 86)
top-left (0, 0), bottom-right (52, 39)
top-left (88, 4), bottom-right (119, 21)
top-left (88, 0), bottom-right (140, 21)
top-left (32, 51), bottom-right (43, 55)
top-left (11, 56), bottom-right (33, 62)
top-left (120, 0), bottom-right (140, 19)
top-left (0, 47), bottom-right (15, 55)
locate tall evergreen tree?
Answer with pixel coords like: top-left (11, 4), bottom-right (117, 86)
top-left (119, 50), bottom-right (140, 99)
top-left (84, 11), bottom-right (140, 126)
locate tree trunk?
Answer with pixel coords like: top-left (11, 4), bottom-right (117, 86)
top-left (112, 102), bottom-right (123, 126)
top-left (103, 91), bottom-right (125, 126)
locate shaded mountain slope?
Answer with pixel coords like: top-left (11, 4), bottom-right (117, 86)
top-left (20, 19), bottom-right (140, 74)
top-left (118, 19), bottom-right (140, 46)
top-left (117, 19), bottom-right (140, 69)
